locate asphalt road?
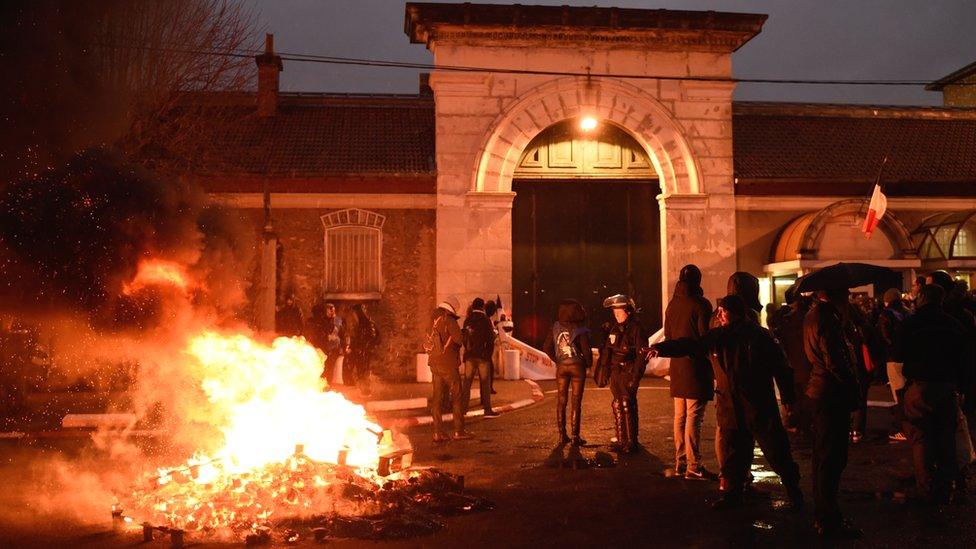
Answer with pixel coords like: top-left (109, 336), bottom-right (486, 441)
top-left (1, 377), bottom-right (974, 548)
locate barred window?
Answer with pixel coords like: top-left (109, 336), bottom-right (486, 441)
top-left (321, 209), bottom-right (385, 299)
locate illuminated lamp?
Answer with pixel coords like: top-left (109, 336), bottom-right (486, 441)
top-left (579, 116), bottom-right (598, 131)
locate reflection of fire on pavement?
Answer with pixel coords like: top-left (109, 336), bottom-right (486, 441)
top-left (111, 329), bottom-right (491, 545)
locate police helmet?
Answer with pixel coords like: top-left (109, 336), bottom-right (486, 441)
top-left (602, 294), bottom-right (636, 311)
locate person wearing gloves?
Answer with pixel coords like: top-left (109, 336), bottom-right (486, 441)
top-left (598, 294), bottom-right (648, 454)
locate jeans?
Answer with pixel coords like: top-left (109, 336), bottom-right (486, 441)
top-left (887, 362), bottom-right (906, 433)
top-left (431, 367), bottom-right (463, 435)
top-left (718, 417), bottom-right (801, 494)
top-left (811, 397), bottom-right (851, 525)
top-left (463, 358), bottom-right (493, 414)
top-left (904, 382), bottom-right (959, 502)
top-left (673, 398), bottom-right (707, 470)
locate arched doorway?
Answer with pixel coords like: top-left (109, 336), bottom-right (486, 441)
top-left (511, 118), bottom-right (662, 347)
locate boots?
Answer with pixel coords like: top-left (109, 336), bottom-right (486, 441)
top-left (556, 406), bottom-right (570, 445)
top-left (610, 399), bottom-right (625, 451)
top-left (570, 405), bottom-right (585, 446)
top-left (556, 387), bottom-right (570, 444)
top-left (620, 398), bottom-right (638, 453)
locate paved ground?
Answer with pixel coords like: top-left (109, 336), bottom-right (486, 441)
top-left (1, 378), bottom-right (974, 548)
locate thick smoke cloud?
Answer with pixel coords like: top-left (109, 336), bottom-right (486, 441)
top-left (0, 148), bottom-right (249, 330)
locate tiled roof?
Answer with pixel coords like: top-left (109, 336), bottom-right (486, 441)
top-left (188, 93), bottom-right (435, 177)
top-left (733, 102), bottom-right (976, 196)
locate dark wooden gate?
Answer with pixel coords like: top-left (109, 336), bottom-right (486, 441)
top-left (511, 179), bottom-right (661, 348)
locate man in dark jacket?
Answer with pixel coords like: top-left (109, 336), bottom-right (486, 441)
top-left (663, 264), bottom-right (714, 478)
top-left (427, 295), bottom-right (470, 442)
top-left (772, 286), bottom-right (813, 434)
top-left (803, 288), bottom-right (864, 539)
top-left (600, 294), bottom-right (648, 454)
top-left (653, 295), bottom-right (803, 510)
top-left (877, 288), bottom-right (909, 441)
top-left (462, 298), bottom-right (498, 417)
top-left (896, 284), bottom-right (968, 504)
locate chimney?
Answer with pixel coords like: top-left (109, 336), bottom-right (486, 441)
top-left (419, 73), bottom-right (432, 96)
top-left (255, 33), bottom-right (283, 117)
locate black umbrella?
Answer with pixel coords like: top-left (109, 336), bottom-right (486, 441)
top-left (795, 262), bottom-right (897, 293)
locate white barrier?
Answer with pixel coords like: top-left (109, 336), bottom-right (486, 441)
top-left (500, 332), bottom-right (556, 380)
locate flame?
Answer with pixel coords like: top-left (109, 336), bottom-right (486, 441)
top-left (187, 332), bottom-right (381, 471)
top-left (123, 260), bottom-right (190, 294)
top-left (122, 331), bottom-right (391, 535)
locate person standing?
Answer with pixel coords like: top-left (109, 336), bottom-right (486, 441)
top-left (276, 294), bottom-right (304, 337)
top-left (426, 296), bottom-right (470, 442)
top-left (803, 288), bottom-right (864, 539)
top-left (599, 294), bottom-right (647, 454)
top-left (877, 288), bottom-right (909, 441)
top-left (304, 302), bottom-right (345, 383)
top-left (462, 298), bottom-right (498, 417)
top-left (773, 286), bottom-right (814, 435)
top-left (543, 299), bottom-right (592, 446)
top-left (344, 304), bottom-right (378, 397)
top-left (895, 283), bottom-right (967, 504)
top-left (664, 265), bottom-right (715, 478)
top-left (652, 295), bottom-right (803, 510)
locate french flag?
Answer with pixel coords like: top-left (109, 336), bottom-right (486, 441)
top-left (861, 183), bottom-right (887, 239)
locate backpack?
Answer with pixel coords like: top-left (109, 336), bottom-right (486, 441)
top-left (552, 322), bottom-right (584, 363)
top-left (424, 316), bottom-right (448, 358)
top-left (464, 314), bottom-right (494, 359)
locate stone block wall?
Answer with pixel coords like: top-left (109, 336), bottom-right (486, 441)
top-left (240, 207), bottom-right (437, 380)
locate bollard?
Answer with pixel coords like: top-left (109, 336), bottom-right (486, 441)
top-left (170, 529), bottom-right (184, 548)
top-left (503, 349), bottom-right (520, 380)
top-left (416, 353), bottom-right (432, 383)
top-left (143, 523), bottom-right (154, 542)
top-left (111, 508), bottom-right (125, 532)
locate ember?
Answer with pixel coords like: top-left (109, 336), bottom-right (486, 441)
top-left (122, 259), bottom-right (191, 295)
top-left (116, 331), bottom-right (409, 541)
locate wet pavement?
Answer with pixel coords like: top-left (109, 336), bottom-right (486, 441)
top-left (1, 377), bottom-right (975, 547)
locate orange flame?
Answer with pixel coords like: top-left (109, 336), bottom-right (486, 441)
top-left (123, 260), bottom-right (190, 295)
top-left (123, 332), bottom-right (390, 533)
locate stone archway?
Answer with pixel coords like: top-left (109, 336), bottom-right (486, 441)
top-left (471, 76), bottom-right (703, 197)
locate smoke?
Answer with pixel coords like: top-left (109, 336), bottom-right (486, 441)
top-left (0, 147), bottom-right (257, 444)
top-left (0, 148), bottom-right (251, 327)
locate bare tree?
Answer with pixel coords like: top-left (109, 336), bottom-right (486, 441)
top-left (92, 0), bottom-right (260, 172)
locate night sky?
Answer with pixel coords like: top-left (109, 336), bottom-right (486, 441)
top-left (245, 0), bottom-right (976, 105)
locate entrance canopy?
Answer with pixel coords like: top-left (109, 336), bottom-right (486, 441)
top-left (912, 210), bottom-right (976, 264)
top-left (765, 199), bottom-right (920, 277)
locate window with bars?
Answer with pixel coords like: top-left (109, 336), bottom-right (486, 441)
top-left (321, 209), bottom-right (385, 299)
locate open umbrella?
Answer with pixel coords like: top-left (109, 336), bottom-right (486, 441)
top-left (795, 262), bottom-right (897, 293)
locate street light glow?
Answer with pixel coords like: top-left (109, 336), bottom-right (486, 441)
top-left (580, 116), bottom-right (598, 131)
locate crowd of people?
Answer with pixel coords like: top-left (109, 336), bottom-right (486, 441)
top-left (277, 296), bottom-right (379, 397)
top-left (419, 264), bottom-right (974, 540)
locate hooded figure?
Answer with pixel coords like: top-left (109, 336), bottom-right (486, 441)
top-left (653, 295), bottom-right (802, 510)
top-left (664, 265), bottom-right (715, 478)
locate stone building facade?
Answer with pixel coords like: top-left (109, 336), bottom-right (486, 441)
top-left (183, 3), bottom-right (976, 378)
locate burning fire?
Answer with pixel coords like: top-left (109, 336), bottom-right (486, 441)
top-left (121, 331), bottom-right (394, 536)
top-left (122, 259), bottom-right (191, 295)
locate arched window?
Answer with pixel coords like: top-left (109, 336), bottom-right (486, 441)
top-left (321, 209), bottom-right (385, 299)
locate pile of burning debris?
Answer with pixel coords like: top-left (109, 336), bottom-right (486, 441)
top-left (108, 329), bottom-right (491, 546)
top-left (116, 452), bottom-right (491, 545)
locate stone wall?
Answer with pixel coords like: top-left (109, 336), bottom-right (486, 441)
top-left (240, 207), bottom-right (436, 380)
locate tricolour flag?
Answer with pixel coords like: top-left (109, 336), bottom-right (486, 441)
top-left (861, 183), bottom-right (887, 239)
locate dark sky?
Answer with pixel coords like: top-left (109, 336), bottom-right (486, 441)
top-left (246, 0), bottom-right (976, 105)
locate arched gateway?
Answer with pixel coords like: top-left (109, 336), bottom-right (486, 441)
top-left (405, 3), bottom-right (766, 330)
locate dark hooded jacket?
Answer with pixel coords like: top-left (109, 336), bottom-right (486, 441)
top-left (802, 300), bottom-right (864, 409)
top-left (772, 297), bottom-right (813, 391)
top-left (655, 319), bottom-right (795, 429)
top-left (664, 280), bottom-right (714, 400)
